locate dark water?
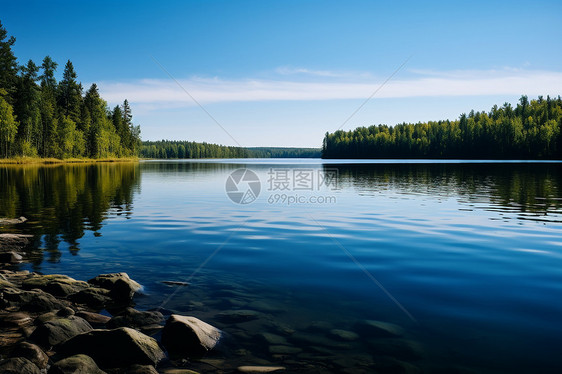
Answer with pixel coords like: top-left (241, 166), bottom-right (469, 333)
top-left (1, 160), bottom-right (562, 373)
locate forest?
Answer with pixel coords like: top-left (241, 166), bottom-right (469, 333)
top-left (0, 21), bottom-right (140, 159)
top-left (140, 140), bottom-right (321, 159)
top-left (322, 96), bottom-right (562, 159)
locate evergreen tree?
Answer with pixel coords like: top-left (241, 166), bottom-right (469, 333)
top-left (0, 21), bottom-right (17, 104)
top-left (57, 60), bottom-right (82, 124)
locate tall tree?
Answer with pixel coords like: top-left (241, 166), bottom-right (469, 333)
top-left (0, 21), bottom-right (18, 104)
top-left (0, 90), bottom-right (18, 157)
top-left (57, 60), bottom-right (82, 124)
top-left (14, 59), bottom-right (41, 155)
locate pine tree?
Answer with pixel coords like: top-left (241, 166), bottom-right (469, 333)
top-left (0, 21), bottom-right (18, 104)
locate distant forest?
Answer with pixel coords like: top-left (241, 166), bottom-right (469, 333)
top-left (323, 95), bottom-right (562, 159)
top-left (140, 140), bottom-right (321, 159)
top-left (0, 21), bottom-right (140, 159)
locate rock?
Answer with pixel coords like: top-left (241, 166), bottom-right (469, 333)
top-left (160, 369), bottom-right (201, 374)
top-left (125, 364), bottom-right (159, 374)
top-left (368, 338), bottom-right (423, 361)
top-left (268, 345), bottom-right (302, 355)
top-left (2, 288), bottom-right (65, 312)
top-left (0, 251), bottom-right (23, 264)
top-left (260, 332), bottom-right (288, 345)
top-left (0, 278), bottom-right (16, 288)
top-left (216, 309), bottom-right (262, 323)
top-left (161, 281), bottom-right (189, 286)
top-left (237, 366), bottom-right (286, 373)
top-left (0, 357), bottom-right (41, 374)
top-left (10, 342), bottom-right (49, 369)
top-left (57, 307), bottom-right (75, 317)
top-left (22, 274), bottom-right (90, 297)
top-left (0, 331), bottom-right (25, 346)
top-left (59, 327), bottom-right (165, 368)
top-left (75, 311), bottom-right (110, 326)
top-left (88, 273), bottom-right (141, 300)
top-left (0, 311), bottom-right (33, 328)
top-left (0, 216), bottom-right (27, 225)
top-left (0, 233), bottom-right (33, 251)
top-left (355, 320), bottom-right (404, 338)
top-left (30, 316), bottom-right (93, 347)
top-left (49, 354), bottom-right (106, 374)
top-left (329, 329), bottom-right (359, 341)
top-left (106, 307), bottom-right (163, 332)
top-left (69, 288), bottom-right (112, 310)
top-left (161, 314), bottom-right (222, 358)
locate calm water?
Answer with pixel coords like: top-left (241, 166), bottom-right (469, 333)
top-left (1, 159), bottom-right (562, 373)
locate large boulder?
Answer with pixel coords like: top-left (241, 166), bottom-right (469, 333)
top-left (22, 274), bottom-right (90, 298)
top-left (0, 357), bottom-right (40, 374)
top-left (88, 273), bottom-right (141, 301)
top-left (161, 314), bottom-right (222, 358)
top-left (49, 354), bottom-right (106, 374)
top-left (10, 342), bottom-right (49, 369)
top-left (75, 311), bottom-right (110, 327)
top-left (30, 316), bottom-right (93, 347)
top-left (2, 288), bottom-right (65, 312)
top-left (69, 288), bottom-right (112, 310)
top-left (107, 307), bottom-right (163, 333)
top-left (59, 327), bottom-right (165, 368)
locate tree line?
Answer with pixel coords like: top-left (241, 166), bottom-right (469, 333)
top-left (141, 140), bottom-right (321, 159)
top-left (0, 21), bottom-right (140, 159)
top-left (322, 95), bottom-right (562, 159)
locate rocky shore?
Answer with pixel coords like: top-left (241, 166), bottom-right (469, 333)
top-left (0, 218), bottom-right (259, 374)
top-left (0, 217), bottom-right (431, 374)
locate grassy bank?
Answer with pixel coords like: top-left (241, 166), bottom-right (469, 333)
top-left (0, 156), bottom-right (139, 165)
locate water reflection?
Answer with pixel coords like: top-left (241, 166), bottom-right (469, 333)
top-left (0, 163), bottom-right (140, 261)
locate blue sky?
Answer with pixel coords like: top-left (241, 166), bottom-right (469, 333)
top-left (2, 0), bottom-right (562, 147)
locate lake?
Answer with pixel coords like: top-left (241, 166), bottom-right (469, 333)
top-left (1, 159), bottom-right (561, 373)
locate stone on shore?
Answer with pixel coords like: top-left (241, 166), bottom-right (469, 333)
top-left (88, 273), bottom-right (141, 300)
top-left (2, 288), bottom-right (65, 312)
top-left (75, 311), bottom-right (110, 327)
top-left (10, 342), bottom-right (49, 369)
top-left (0, 216), bottom-right (27, 225)
top-left (0, 357), bottom-right (41, 374)
top-left (30, 316), bottom-right (93, 347)
top-left (0, 233), bottom-right (33, 251)
top-left (22, 274), bottom-right (90, 298)
top-left (125, 364), bottom-right (159, 374)
top-left (59, 327), bottom-right (165, 368)
top-left (0, 251), bottom-right (23, 264)
top-left (161, 314), bottom-right (221, 358)
top-left (69, 288), bottom-right (112, 310)
top-left (49, 354), bottom-right (106, 374)
top-left (106, 307), bottom-right (163, 333)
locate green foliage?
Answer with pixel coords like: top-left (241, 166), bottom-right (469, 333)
top-left (322, 96), bottom-right (562, 159)
top-left (140, 141), bottom-right (321, 159)
top-left (0, 20), bottom-right (140, 159)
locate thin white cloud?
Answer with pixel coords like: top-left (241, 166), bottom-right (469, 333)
top-left (98, 68), bottom-right (562, 110)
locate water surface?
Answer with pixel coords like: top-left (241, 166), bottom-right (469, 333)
top-left (1, 160), bottom-right (561, 373)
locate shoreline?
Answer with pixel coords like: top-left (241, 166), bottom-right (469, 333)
top-left (0, 157), bottom-right (139, 165)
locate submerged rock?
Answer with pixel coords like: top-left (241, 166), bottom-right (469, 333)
top-left (329, 329), bottom-right (359, 341)
top-left (216, 309), bottom-right (262, 324)
top-left (10, 342), bottom-right (48, 369)
top-left (88, 273), bottom-right (141, 300)
top-left (49, 354), bottom-right (106, 374)
top-left (237, 366), bottom-right (286, 373)
top-left (355, 320), bottom-right (405, 338)
top-left (59, 327), bottom-right (165, 368)
top-left (161, 281), bottom-right (189, 287)
top-left (30, 316), bottom-right (93, 347)
top-left (0, 357), bottom-right (41, 374)
top-left (161, 314), bottom-right (222, 358)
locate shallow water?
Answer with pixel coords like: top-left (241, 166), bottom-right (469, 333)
top-left (1, 159), bottom-right (562, 373)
